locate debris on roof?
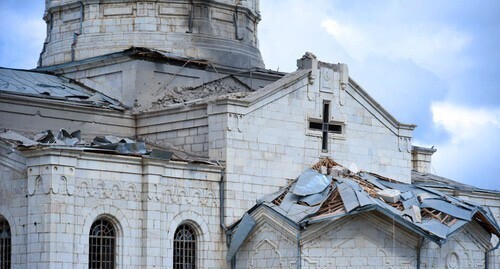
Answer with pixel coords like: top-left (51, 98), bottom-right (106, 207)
top-left (0, 67), bottom-right (124, 110)
top-left (129, 47), bottom-right (210, 66)
top-left (151, 75), bottom-right (254, 109)
top-left (412, 170), bottom-right (500, 194)
top-left (0, 129), bottom-right (217, 165)
top-left (244, 157), bottom-right (499, 245)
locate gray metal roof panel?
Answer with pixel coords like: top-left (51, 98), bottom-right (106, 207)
top-left (0, 67), bottom-right (124, 109)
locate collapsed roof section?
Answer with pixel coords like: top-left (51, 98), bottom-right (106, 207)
top-left (0, 129), bottom-right (217, 165)
top-left (0, 67), bottom-right (124, 110)
top-left (239, 158), bottom-right (499, 247)
top-left (150, 75), bottom-right (255, 110)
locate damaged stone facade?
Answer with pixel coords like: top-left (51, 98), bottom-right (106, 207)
top-left (0, 0), bottom-right (498, 268)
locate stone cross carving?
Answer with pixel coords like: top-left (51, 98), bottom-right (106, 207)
top-left (309, 101), bottom-right (342, 152)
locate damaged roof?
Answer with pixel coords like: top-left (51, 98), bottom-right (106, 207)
top-left (0, 129), bottom-right (217, 165)
top-left (242, 158), bottom-right (499, 246)
top-left (412, 170), bottom-right (500, 194)
top-left (151, 75), bottom-right (254, 109)
top-left (0, 67), bottom-right (124, 110)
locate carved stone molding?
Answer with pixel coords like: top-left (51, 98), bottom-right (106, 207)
top-left (162, 186), bottom-right (218, 207)
top-left (75, 180), bottom-right (218, 207)
top-left (27, 165), bottom-right (75, 196)
top-left (398, 136), bottom-right (412, 153)
top-left (227, 113), bottom-right (243, 132)
top-left (76, 179), bottom-right (140, 201)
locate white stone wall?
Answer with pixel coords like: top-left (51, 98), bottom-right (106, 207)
top-left (300, 213), bottom-right (418, 269)
top-left (236, 209), bottom-right (493, 269)
top-left (420, 222), bottom-right (492, 269)
top-left (137, 107), bottom-right (209, 156)
top-left (1, 148), bottom-right (224, 268)
top-left (235, 208), bottom-right (299, 269)
top-left (0, 96), bottom-right (135, 141)
top-left (211, 65), bottom-right (413, 224)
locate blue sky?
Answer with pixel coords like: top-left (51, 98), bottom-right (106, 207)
top-left (1, 0), bottom-right (499, 190)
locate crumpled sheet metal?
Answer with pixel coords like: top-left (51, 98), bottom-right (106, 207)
top-left (227, 213), bottom-right (256, 261)
top-left (421, 199), bottom-right (472, 220)
top-left (292, 169), bottom-right (331, 196)
top-left (91, 135), bottom-right (147, 154)
top-left (299, 187), bottom-right (331, 206)
top-left (0, 129), bottom-right (83, 147)
top-left (271, 190), bottom-right (322, 223)
top-left (359, 172), bottom-right (386, 190)
top-left (247, 158), bottom-right (500, 246)
top-left (0, 131), bottom-right (39, 147)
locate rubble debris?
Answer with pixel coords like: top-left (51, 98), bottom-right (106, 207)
top-left (0, 129), bottom-right (216, 165)
top-left (0, 130), bottom-right (39, 147)
top-left (57, 129), bottom-right (81, 146)
top-left (33, 130), bottom-right (55, 143)
top-left (241, 157), bottom-right (499, 246)
top-left (151, 76), bottom-right (253, 109)
top-left (377, 189), bottom-right (401, 203)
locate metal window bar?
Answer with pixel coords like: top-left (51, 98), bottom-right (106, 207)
top-left (0, 218), bottom-right (11, 269)
top-left (89, 219), bottom-right (116, 269)
top-left (173, 224), bottom-right (196, 269)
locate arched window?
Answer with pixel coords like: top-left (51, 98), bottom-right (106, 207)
top-left (0, 218), bottom-right (11, 269)
top-left (89, 218), bottom-right (116, 269)
top-left (173, 224), bottom-right (197, 269)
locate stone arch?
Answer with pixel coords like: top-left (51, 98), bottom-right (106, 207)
top-left (250, 238), bottom-right (284, 269)
top-left (75, 205), bottom-right (130, 269)
top-left (0, 210), bottom-right (16, 237)
top-left (0, 213), bottom-right (12, 268)
top-left (166, 211), bottom-right (211, 268)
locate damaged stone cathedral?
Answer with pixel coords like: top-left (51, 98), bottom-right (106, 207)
top-left (0, 0), bottom-right (498, 268)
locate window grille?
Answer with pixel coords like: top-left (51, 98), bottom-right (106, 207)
top-left (173, 224), bottom-right (196, 269)
top-left (89, 218), bottom-right (116, 269)
top-left (0, 218), bottom-right (11, 269)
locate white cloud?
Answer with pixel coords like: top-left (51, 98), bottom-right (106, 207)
top-left (429, 102), bottom-right (500, 189)
top-left (432, 102), bottom-right (500, 143)
top-left (320, 18), bottom-right (472, 78)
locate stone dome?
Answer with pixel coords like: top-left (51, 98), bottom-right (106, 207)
top-left (39, 0), bottom-right (265, 69)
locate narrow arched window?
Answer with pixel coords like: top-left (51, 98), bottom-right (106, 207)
top-left (89, 218), bottom-right (116, 269)
top-left (0, 218), bottom-right (11, 269)
top-left (173, 224), bottom-right (197, 269)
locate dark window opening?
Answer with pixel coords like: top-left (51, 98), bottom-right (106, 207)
top-left (89, 218), bottom-right (116, 269)
top-left (0, 218), bottom-right (11, 269)
top-left (308, 101), bottom-right (343, 152)
top-left (309, 121), bottom-right (322, 130)
top-left (328, 124), bottom-right (342, 133)
top-left (173, 224), bottom-right (197, 269)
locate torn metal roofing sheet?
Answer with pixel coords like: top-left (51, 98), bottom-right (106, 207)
top-left (0, 67), bottom-right (124, 110)
top-left (412, 170), bottom-right (500, 194)
top-left (0, 129), bottom-right (217, 165)
top-left (227, 213), bottom-right (256, 261)
top-left (293, 169), bottom-right (331, 196)
top-left (243, 157), bottom-right (499, 246)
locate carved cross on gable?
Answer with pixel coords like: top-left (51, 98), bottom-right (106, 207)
top-left (309, 101), bottom-right (342, 152)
